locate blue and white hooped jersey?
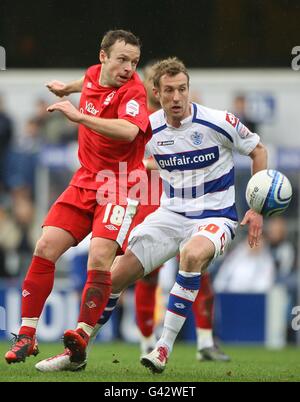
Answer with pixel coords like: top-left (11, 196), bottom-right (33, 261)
top-left (146, 103), bottom-right (260, 221)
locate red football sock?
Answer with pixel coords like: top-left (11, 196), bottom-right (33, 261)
top-left (78, 270), bottom-right (112, 328)
top-left (19, 326), bottom-right (36, 338)
top-left (20, 256), bottom-right (55, 336)
top-left (135, 279), bottom-right (157, 337)
top-left (192, 272), bottom-right (214, 329)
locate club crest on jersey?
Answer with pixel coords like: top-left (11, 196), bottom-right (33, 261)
top-left (191, 131), bottom-right (203, 145)
top-left (104, 91), bottom-right (116, 106)
top-left (126, 100), bottom-right (140, 117)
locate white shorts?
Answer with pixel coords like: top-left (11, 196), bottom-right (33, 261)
top-left (127, 207), bottom-right (238, 275)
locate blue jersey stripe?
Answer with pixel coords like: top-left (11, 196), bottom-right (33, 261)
top-left (192, 102), bottom-right (198, 120)
top-left (162, 167), bottom-right (234, 199)
top-left (192, 104), bottom-right (233, 143)
top-left (174, 204), bottom-right (238, 221)
top-left (193, 119), bottom-right (233, 143)
top-left (152, 124), bottom-right (167, 135)
top-left (205, 167), bottom-right (234, 193)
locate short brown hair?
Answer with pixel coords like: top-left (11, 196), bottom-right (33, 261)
top-left (152, 57), bottom-right (189, 88)
top-left (101, 30), bottom-right (141, 56)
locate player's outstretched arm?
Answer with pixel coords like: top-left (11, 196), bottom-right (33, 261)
top-left (241, 141), bottom-right (268, 248)
top-left (79, 114), bottom-right (139, 141)
top-left (47, 100), bottom-right (139, 141)
top-left (46, 77), bottom-right (84, 97)
top-left (249, 141), bottom-right (268, 174)
top-left (47, 100), bottom-right (82, 121)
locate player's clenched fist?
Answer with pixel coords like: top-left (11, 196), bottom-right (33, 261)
top-left (46, 80), bottom-right (70, 97)
top-left (47, 100), bottom-right (82, 123)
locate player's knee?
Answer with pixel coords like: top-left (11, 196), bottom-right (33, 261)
top-left (34, 237), bottom-right (58, 262)
top-left (180, 248), bottom-right (211, 273)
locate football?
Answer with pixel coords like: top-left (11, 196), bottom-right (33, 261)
top-left (246, 169), bottom-right (292, 217)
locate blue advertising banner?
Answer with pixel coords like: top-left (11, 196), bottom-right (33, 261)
top-left (0, 285), bottom-right (269, 344)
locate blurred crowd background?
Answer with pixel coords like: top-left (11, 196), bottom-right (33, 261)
top-left (0, 0), bottom-right (299, 347)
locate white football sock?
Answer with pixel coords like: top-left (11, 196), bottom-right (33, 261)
top-left (156, 271), bottom-right (201, 354)
top-left (21, 318), bottom-right (38, 329)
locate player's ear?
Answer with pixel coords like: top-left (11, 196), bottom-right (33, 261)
top-left (153, 87), bottom-right (160, 100)
top-left (99, 50), bottom-right (107, 64)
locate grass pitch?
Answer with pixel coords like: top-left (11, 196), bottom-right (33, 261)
top-left (0, 342), bottom-right (299, 382)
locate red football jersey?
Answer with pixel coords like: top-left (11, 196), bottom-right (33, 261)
top-left (70, 64), bottom-right (151, 190)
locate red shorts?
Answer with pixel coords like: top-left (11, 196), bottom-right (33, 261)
top-left (43, 185), bottom-right (141, 252)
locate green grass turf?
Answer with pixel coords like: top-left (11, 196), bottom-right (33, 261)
top-left (0, 342), bottom-right (300, 382)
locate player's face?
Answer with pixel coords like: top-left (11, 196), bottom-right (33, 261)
top-left (155, 73), bottom-right (190, 127)
top-left (100, 40), bottom-right (140, 88)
